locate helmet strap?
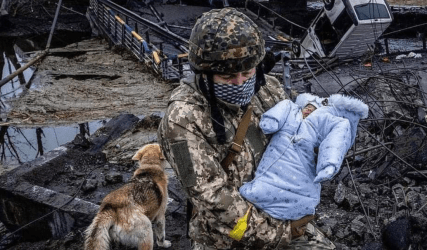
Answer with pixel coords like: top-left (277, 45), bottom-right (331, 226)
top-left (199, 73), bottom-right (227, 145)
top-left (255, 64), bottom-right (266, 94)
top-left (198, 73), bottom-right (209, 96)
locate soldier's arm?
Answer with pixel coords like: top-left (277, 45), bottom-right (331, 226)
top-left (158, 102), bottom-right (291, 249)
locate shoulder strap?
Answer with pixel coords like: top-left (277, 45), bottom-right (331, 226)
top-left (220, 106), bottom-right (253, 175)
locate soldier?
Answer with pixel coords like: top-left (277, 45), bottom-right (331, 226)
top-left (158, 8), bottom-right (335, 249)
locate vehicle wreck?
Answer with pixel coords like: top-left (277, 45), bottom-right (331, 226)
top-left (293, 0), bottom-right (394, 59)
top-left (0, 0), bottom-right (426, 249)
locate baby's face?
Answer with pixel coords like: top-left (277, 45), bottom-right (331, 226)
top-left (302, 104), bottom-right (316, 119)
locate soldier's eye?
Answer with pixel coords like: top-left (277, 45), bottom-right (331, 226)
top-left (220, 75), bottom-right (234, 80)
top-left (245, 68), bottom-right (256, 75)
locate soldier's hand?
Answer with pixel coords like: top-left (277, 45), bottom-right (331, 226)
top-left (291, 225), bottom-right (306, 239)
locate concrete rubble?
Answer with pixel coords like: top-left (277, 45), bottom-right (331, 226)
top-left (0, 114), bottom-right (190, 250)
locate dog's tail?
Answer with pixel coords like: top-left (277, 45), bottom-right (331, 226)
top-left (84, 210), bottom-right (114, 250)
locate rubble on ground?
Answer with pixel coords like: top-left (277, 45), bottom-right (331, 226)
top-left (0, 114), bottom-right (190, 250)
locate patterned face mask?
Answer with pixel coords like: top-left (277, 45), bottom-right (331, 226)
top-left (211, 74), bottom-right (256, 106)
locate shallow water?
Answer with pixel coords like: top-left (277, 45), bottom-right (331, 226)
top-left (1, 49), bottom-right (35, 107)
top-left (2, 121), bottom-right (107, 164)
top-left (0, 44), bottom-right (109, 164)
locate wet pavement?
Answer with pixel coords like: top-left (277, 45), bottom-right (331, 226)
top-left (0, 120), bottom-right (107, 167)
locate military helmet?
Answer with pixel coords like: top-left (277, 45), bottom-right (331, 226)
top-left (188, 8), bottom-right (265, 74)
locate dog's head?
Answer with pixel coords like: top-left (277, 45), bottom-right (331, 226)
top-left (132, 144), bottom-right (165, 164)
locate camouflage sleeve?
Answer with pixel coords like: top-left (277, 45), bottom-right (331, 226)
top-left (158, 101), bottom-right (292, 249)
top-left (264, 74), bottom-right (288, 102)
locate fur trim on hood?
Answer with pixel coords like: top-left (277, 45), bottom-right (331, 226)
top-left (295, 93), bottom-right (325, 109)
top-left (328, 94), bottom-right (369, 119)
top-left (327, 94), bottom-right (369, 146)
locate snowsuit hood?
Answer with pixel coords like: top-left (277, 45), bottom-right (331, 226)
top-left (327, 94), bottom-right (369, 145)
top-left (295, 93), bottom-right (326, 109)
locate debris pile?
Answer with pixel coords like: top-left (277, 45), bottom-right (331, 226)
top-left (315, 67), bottom-right (427, 249)
top-left (0, 114), bottom-right (190, 250)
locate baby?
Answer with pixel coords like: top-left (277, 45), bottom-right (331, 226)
top-left (239, 93), bottom-right (369, 220)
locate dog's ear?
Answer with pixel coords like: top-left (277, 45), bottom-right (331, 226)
top-left (132, 147), bottom-right (145, 161)
top-left (132, 144), bottom-right (164, 161)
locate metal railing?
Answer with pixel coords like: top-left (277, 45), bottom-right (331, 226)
top-left (87, 0), bottom-right (295, 84)
top-left (88, 0), bottom-right (191, 81)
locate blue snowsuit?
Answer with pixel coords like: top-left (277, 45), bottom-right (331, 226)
top-left (239, 93), bottom-right (369, 220)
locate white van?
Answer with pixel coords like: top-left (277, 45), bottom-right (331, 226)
top-left (293, 0), bottom-right (393, 59)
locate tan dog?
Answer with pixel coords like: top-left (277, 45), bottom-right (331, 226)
top-left (84, 144), bottom-right (171, 250)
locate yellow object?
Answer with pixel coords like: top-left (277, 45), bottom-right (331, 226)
top-left (115, 16), bottom-right (125, 25)
top-left (153, 51), bottom-right (161, 64)
top-left (277, 35), bottom-right (289, 42)
top-left (229, 205), bottom-right (252, 241)
top-left (131, 31), bottom-right (143, 42)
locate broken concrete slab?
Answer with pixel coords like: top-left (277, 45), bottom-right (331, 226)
top-left (82, 179), bottom-right (98, 192)
top-left (350, 215), bottom-right (366, 237)
top-left (334, 181), bottom-right (347, 204)
top-left (0, 146), bottom-right (100, 241)
top-left (406, 190), bottom-right (426, 211)
top-left (335, 225), bottom-right (351, 239)
top-left (102, 112), bottom-right (165, 166)
top-left (0, 112), bottom-right (191, 250)
top-left (393, 127), bottom-right (427, 164)
top-left (0, 114), bottom-right (143, 240)
top-left (316, 217), bottom-right (337, 237)
top-left (88, 113), bottom-right (140, 153)
top-left (334, 181), bottom-right (360, 210)
top-left (104, 171), bottom-right (124, 184)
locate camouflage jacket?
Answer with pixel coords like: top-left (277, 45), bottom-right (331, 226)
top-left (158, 74), bottom-right (292, 249)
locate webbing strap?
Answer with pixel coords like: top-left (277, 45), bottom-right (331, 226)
top-left (220, 106), bottom-right (253, 175)
top-left (291, 215), bottom-right (317, 239)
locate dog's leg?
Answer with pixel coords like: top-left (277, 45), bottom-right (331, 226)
top-left (153, 215), bottom-right (171, 248)
top-left (138, 230), bottom-right (154, 250)
top-left (137, 214), bottom-right (154, 250)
